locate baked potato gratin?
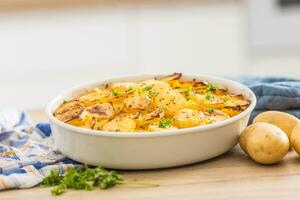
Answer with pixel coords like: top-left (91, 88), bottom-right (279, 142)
top-left (53, 73), bottom-right (250, 132)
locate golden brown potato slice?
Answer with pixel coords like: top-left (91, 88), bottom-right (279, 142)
top-left (80, 102), bottom-right (115, 121)
top-left (67, 117), bottom-right (84, 127)
top-left (222, 105), bottom-right (244, 117)
top-left (173, 108), bottom-right (205, 128)
top-left (124, 92), bottom-right (151, 111)
top-left (78, 89), bottom-right (110, 103)
top-left (192, 93), bottom-right (224, 109)
top-left (154, 90), bottom-right (187, 115)
top-left (54, 101), bottom-right (84, 122)
top-left (109, 102), bottom-right (123, 116)
top-left (102, 117), bottom-right (136, 132)
top-left (148, 122), bottom-right (178, 131)
top-left (110, 82), bottom-right (137, 93)
top-left (139, 80), bottom-right (172, 94)
top-left (185, 99), bottom-right (206, 111)
top-left (204, 109), bottom-right (230, 124)
top-left (159, 72), bottom-right (182, 82)
top-left (136, 108), bottom-right (164, 126)
top-left (220, 94), bottom-right (250, 107)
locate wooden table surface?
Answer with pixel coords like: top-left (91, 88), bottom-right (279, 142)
top-left (2, 110), bottom-right (300, 200)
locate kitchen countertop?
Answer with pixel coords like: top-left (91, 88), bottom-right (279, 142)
top-left (2, 110), bottom-right (300, 200)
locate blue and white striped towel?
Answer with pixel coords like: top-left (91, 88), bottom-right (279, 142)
top-left (0, 108), bottom-right (79, 190)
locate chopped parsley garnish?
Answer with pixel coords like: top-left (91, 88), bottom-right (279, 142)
top-left (205, 92), bottom-right (213, 101)
top-left (143, 86), bottom-right (152, 91)
top-left (41, 166), bottom-right (159, 196)
top-left (112, 90), bottom-right (120, 96)
top-left (206, 84), bottom-right (219, 92)
top-left (159, 119), bottom-right (172, 128)
top-left (183, 88), bottom-right (192, 95)
top-left (207, 108), bottom-right (214, 113)
top-left (126, 86), bottom-right (134, 92)
top-left (148, 91), bottom-right (158, 98)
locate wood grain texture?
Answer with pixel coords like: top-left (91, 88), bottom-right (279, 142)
top-left (2, 110), bottom-right (300, 200)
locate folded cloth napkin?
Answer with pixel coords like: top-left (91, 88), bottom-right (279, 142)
top-left (235, 77), bottom-right (300, 122)
top-left (0, 77), bottom-right (300, 191)
top-left (0, 108), bottom-right (79, 190)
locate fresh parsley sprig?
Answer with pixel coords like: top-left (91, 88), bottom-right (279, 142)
top-left (206, 84), bottom-right (219, 92)
top-left (41, 166), bottom-right (159, 195)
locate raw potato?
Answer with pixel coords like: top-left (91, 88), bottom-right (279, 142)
top-left (239, 122), bottom-right (289, 164)
top-left (291, 123), bottom-right (300, 156)
top-left (253, 111), bottom-right (299, 142)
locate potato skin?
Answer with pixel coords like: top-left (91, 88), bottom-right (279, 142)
top-left (291, 123), bottom-right (300, 156)
top-left (239, 122), bottom-right (289, 164)
top-left (253, 111), bottom-right (299, 142)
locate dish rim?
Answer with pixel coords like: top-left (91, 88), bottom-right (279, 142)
top-left (45, 73), bottom-right (257, 138)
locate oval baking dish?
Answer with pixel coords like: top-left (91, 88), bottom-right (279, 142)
top-left (46, 74), bottom-right (256, 169)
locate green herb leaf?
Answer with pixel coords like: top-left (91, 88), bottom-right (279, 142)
top-left (206, 84), bottom-right (219, 92)
top-left (159, 119), bottom-right (172, 128)
top-left (112, 90), bottom-right (120, 96)
top-left (183, 88), bottom-right (192, 95)
top-left (41, 170), bottom-right (63, 187)
top-left (205, 92), bottom-right (213, 101)
top-left (143, 86), bottom-right (152, 91)
top-left (126, 86), bottom-right (134, 92)
top-left (207, 108), bottom-right (214, 113)
top-left (51, 184), bottom-right (67, 195)
top-left (148, 91), bottom-right (158, 98)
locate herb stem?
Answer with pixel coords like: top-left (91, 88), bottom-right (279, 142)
top-left (118, 180), bottom-right (160, 187)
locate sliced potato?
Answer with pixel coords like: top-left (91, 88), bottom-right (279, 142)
top-left (110, 82), bottom-right (137, 92)
top-left (222, 106), bottom-right (245, 117)
top-left (78, 89), bottom-right (110, 103)
top-left (159, 72), bottom-right (182, 82)
top-left (136, 108), bottom-right (164, 126)
top-left (204, 109), bottom-right (230, 124)
top-left (112, 102), bottom-right (124, 115)
top-left (80, 103), bottom-right (115, 121)
top-left (221, 94), bottom-right (250, 107)
top-left (124, 92), bottom-right (151, 111)
top-left (54, 101), bottom-right (84, 122)
top-left (154, 90), bottom-right (187, 115)
top-left (192, 93), bottom-right (224, 109)
top-left (148, 122), bottom-right (177, 131)
top-left (102, 117), bottom-right (136, 132)
top-left (139, 80), bottom-right (172, 94)
top-left (173, 108), bottom-right (204, 128)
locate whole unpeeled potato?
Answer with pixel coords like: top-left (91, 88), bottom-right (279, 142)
top-left (291, 123), bottom-right (300, 156)
top-left (239, 122), bottom-right (290, 164)
top-left (253, 111), bottom-right (299, 142)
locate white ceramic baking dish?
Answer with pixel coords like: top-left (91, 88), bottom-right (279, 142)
top-left (46, 74), bottom-right (256, 169)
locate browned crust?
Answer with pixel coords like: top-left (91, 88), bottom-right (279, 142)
top-left (159, 72), bottom-right (182, 81)
top-left (54, 101), bottom-right (84, 122)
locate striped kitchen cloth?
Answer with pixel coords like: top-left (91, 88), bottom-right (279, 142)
top-left (0, 108), bottom-right (79, 190)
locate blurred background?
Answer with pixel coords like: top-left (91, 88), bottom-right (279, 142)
top-left (0, 0), bottom-right (299, 109)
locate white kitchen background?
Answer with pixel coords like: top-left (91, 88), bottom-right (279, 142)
top-left (0, 0), bottom-right (299, 109)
